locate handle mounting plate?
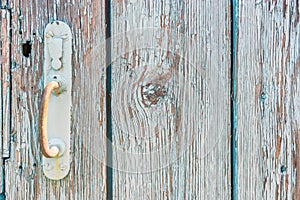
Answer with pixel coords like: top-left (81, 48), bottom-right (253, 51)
top-left (42, 21), bottom-right (72, 180)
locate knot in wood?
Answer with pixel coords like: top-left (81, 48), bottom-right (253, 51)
top-left (141, 83), bottom-right (168, 107)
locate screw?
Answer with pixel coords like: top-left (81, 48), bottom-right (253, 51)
top-left (45, 31), bottom-right (54, 38)
top-left (59, 163), bottom-right (68, 171)
top-left (44, 163), bottom-right (53, 171)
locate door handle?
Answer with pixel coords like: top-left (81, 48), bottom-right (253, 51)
top-left (39, 81), bottom-right (60, 158)
top-left (39, 80), bottom-right (67, 158)
top-left (39, 21), bottom-right (72, 180)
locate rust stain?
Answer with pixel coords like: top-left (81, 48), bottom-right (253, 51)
top-left (281, 33), bottom-right (286, 50)
top-left (292, 57), bottom-right (300, 81)
top-left (277, 30), bottom-right (285, 129)
top-left (275, 71), bottom-right (279, 84)
top-left (132, 49), bottom-right (137, 68)
top-left (169, 165), bottom-right (173, 198)
top-left (285, 174), bottom-right (289, 193)
top-left (155, 126), bottom-right (159, 138)
top-left (283, 0), bottom-right (287, 18)
top-left (98, 87), bottom-right (104, 126)
top-left (160, 14), bottom-right (167, 29)
top-left (292, 130), bottom-right (300, 199)
top-left (255, 83), bottom-right (261, 108)
top-left (275, 135), bottom-right (282, 159)
top-left (128, 105), bottom-right (133, 118)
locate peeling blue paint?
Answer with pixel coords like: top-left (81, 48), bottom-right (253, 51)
top-left (0, 193), bottom-right (5, 200)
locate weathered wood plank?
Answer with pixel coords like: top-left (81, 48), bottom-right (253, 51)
top-left (0, 7), bottom-right (11, 196)
top-left (1, 6), bottom-right (11, 160)
top-left (6, 0), bottom-right (107, 199)
top-left (111, 0), bottom-right (231, 199)
top-left (237, 0), bottom-right (300, 199)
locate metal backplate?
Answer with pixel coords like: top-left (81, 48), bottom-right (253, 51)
top-left (43, 21), bottom-right (72, 180)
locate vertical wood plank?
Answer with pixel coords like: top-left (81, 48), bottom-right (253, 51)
top-left (5, 0), bottom-right (107, 199)
top-left (111, 0), bottom-right (231, 199)
top-left (237, 0), bottom-right (300, 199)
top-left (1, 5), bottom-right (11, 159)
top-left (0, 6), bottom-right (11, 196)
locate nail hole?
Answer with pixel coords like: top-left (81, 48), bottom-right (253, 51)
top-left (56, 21), bottom-right (59, 25)
top-left (53, 76), bottom-right (57, 79)
top-left (19, 165), bottom-right (23, 170)
top-left (261, 91), bottom-right (266, 100)
top-left (280, 165), bottom-right (286, 173)
top-left (33, 163), bottom-right (37, 167)
top-left (21, 40), bottom-right (32, 57)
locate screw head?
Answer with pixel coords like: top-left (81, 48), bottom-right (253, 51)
top-left (44, 163), bottom-right (53, 171)
top-left (59, 163), bottom-right (68, 171)
top-left (45, 31), bottom-right (54, 38)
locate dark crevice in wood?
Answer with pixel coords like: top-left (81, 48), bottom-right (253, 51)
top-left (231, 0), bottom-right (238, 200)
top-left (21, 40), bottom-right (32, 58)
top-left (0, 160), bottom-right (5, 199)
top-left (105, 0), bottom-right (113, 199)
top-left (18, 8), bottom-right (22, 35)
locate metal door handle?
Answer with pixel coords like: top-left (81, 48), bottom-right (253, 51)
top-left (40, 20), bottom-right (72, 180)
top-left (39, 81), bottom-right (61, 158)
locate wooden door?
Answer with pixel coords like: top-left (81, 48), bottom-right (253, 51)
top-left (2, 0), bottom-right (299, 200)
top-left (2, 0), bottom-right (107, 199)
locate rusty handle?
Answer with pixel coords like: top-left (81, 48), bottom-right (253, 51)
top-left (39, 81), bottom-right (60, 158)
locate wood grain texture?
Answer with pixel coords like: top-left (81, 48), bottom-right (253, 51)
top-left (237, 0), bottom-right (300, 199)
top-left (0, 7), bottom-right (11, 195)
top-left (111, 0), bottom-right (231, 199)
top-left (5, 0), bottom-right (107, 199)
top-left (1, 6), bottom-right (11, 159)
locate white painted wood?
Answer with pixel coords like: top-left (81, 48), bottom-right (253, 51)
top-left (3, 0), bottom-right (300, 199)
top-left (237, 0), bottom-right (300, 199)
top-left (111, 0), bottom-right (231, 199)
top-left (6, 0), bottom-right (107, 199)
